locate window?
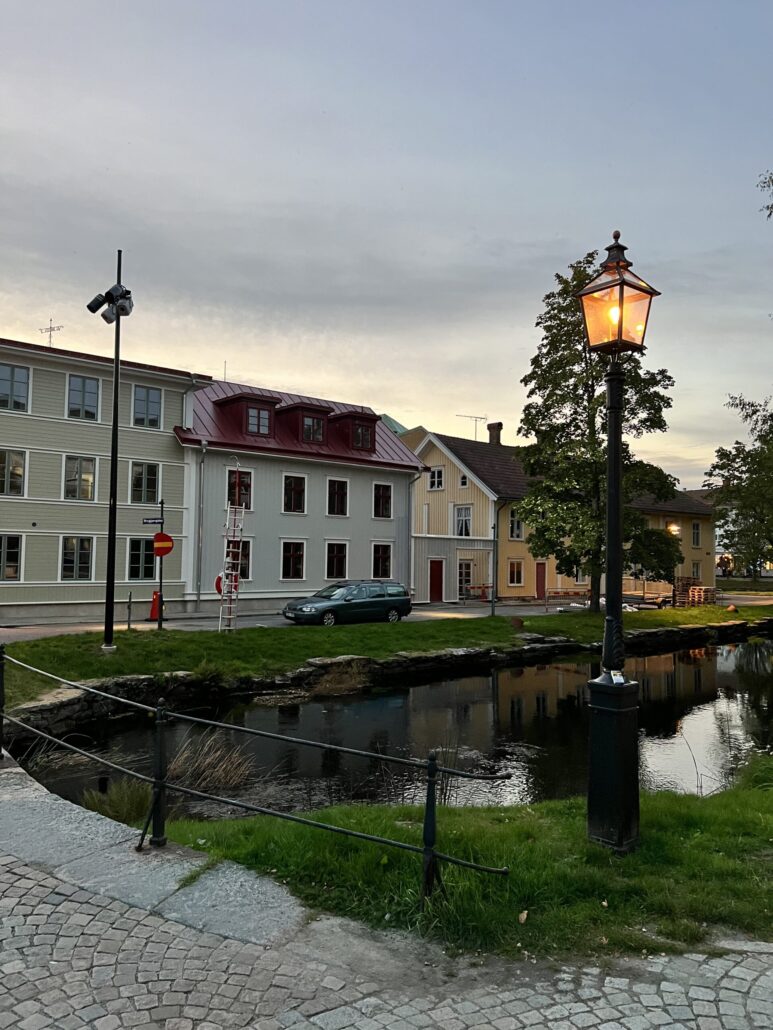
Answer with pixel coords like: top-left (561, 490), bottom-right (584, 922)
top-left (67, 375), bottom-right (99, 420)
top-left (302, 415), bottom-right (324, 442)
top-left (0, 535), bottom-right (21, 580)
top-left (131, 462), bottom-right (159, 504)
top-left (247, 406), bottom-right (271, 435)
top-left (508, 560), bottom-right (524, 586)
top-left (0, 364), bottom-right (29, 411)
top-left (692, 561), bottom-right (702, 580)
top-left (455, 505), bottom-right (471, 537)
top-left (575, 570), bottom-right (588, 585)
top-left (373, 543), bottom-right (392, 579)
top-left (692, 521), bottom-right (701, 547)
top-left (283, 474), bottom-right (306, 513)
top-left (61, 536), bottom-right (93, 580)
top-left (227, 468), bottom-right (252, 509)
top-left (133, 386), bottom-right (162, 428)
top-left (238, 540), bottom-right (251, 581)
top-left (428, 467), bottom-right (444, 490)
top-left (327, 479), bottom-right (348, 516)
top-left (64, 456), bottom-right (95, 501)
top-left (128, 539), bottom-right (156, 580)
top-left (282, 541), bottom-right (305, 579)
top-left (326, 541), bottom-right (347, 579)
top-left (0, 450), bottom-right (24, 496)
top-left (374, 483), bottom-right (392, 519)
top-left (509, 512), bottom-right (524, 540)
top-left (459, 474), bottom-right (468, 488)
top-left (353, 423), bottom-right (373, 449)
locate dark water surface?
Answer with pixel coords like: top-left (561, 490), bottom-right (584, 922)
top-left (25, 643), bottom-right (773, 817)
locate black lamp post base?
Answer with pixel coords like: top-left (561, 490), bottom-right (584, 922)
top-left (587, 671), bottom-right (640, 853)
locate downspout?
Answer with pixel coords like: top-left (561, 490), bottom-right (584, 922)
top-left (490, 500), bottom-right (507, 617)
top-left (407, 470), bottom-right (424, 598)
top-left (195, 440), bottom-right (208, 610)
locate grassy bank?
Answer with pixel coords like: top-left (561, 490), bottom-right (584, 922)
top-left (720, 578), bottom-right (773, 594)
top-left (5, 604), bottom-right (773, 708)
top-left (167, 755), bottom-right (773, 959)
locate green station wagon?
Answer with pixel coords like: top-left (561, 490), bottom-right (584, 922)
top-left (282, 580), bottom-right (412, 626)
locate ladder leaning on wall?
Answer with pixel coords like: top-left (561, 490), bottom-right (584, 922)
top-left (218, 504), bottom-right (245, 632)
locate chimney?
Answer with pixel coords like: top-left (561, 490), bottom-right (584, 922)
top-left (487, 421), bottom-right (503, 446)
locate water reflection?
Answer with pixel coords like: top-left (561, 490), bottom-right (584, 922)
top-left (25, 644), bottom-right (773, 816)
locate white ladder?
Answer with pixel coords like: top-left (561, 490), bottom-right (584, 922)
top-left (218, 504), bottom-right (245, 632)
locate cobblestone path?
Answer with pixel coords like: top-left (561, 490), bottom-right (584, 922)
top-left (1, 852), bottom-right (771, 1030)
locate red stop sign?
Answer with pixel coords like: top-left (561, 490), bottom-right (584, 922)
top-left (153, 532), bottom-right (174, 557)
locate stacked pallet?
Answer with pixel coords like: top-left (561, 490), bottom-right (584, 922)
top-left (674, 576), bottom-right (699, 607)
top-left (688, 585), bottom-right (717, 606)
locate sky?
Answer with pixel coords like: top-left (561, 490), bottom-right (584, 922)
top-left (1, 0), bottom-right (771, 487)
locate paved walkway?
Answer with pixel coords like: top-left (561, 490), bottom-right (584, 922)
top-left (1, 758), bottom-right (771, 1030)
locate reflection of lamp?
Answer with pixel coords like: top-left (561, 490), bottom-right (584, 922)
top-left (667, 522), bottom-right (680, 536)
top-left (577, 231), bottom-right (659, 854)
top-left (667, 523), bottom-right (680, 607)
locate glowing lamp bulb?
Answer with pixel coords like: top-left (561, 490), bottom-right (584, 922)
top-left (608, 305), bottom-right (620, 325)
top-left (635, 323), bottom-right (644, 333)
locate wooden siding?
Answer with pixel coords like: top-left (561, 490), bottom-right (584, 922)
top-left (412, 441), bottom-right (492, 538)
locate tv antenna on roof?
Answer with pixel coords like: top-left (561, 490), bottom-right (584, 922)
top-left (456, 414), bottom-right (487, 440)
top-left (39, 318), bottom-right (64, 347)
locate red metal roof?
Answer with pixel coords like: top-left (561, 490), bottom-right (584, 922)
top-left (0, 337), bottom-right (212, 381)
top-left (176, 380), bottom-right (425, 472)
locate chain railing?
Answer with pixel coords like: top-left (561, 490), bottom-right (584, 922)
top-left (0, 645), bottom-right (510, 903)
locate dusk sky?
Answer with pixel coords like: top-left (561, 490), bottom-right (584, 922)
top-left (1, 0), bottom-right (771, 486)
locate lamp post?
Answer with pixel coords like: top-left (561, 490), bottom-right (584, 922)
top-left (86, 252), bottom-right (134, 653)
top-left (577, 231), bottom-right (659, 852)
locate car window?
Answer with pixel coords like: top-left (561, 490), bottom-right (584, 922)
top-left (314, 585), bottom-right (347, 599)
top-left (387, 585), bottom-right (407, 597)
top-left (348, 586), bottom-right (367, 599)
top-left (368, 584), bottom-right (386, 598)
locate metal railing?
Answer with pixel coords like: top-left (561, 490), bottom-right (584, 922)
top-left (0, 645), bottom-right (510, 903)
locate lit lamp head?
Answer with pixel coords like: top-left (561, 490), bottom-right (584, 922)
top-left (667, 522), bottom-right (681, 536)
top-left (577, 231), bottom-right (660, 356)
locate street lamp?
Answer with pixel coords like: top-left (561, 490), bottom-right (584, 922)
top-left (87, 251), bottom-right (134, 653)
top-left (577, 231), bottom-right (659, 852)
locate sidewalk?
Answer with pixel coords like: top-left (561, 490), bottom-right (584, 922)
top-left (1, 756), bottom-right (771, 1030)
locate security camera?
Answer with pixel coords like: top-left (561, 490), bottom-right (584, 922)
top-left (116, 291), bottom-right (133, 317)
top-left (86, 293), bottom-right (106, 313)
top-left (101, 305), bottom-right (118, 325)
top-left (104, 283), bottom-right (127, 305)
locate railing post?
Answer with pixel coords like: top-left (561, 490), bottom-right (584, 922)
top-left (421, 750), bottom-right (442, 904)
top-left (127, 591), bottom-right (132, 631)
top-left (150, 697), bottom-right (168, 847)
top-left (0, 644), bottom-right (5, 761)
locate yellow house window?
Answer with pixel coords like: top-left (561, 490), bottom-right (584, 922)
top-left (508, 559), bottom-right (524, 586)
top-left (692, 521), bottom-right (701, 547)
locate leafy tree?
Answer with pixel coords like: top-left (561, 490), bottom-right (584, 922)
top-left (758, 170), bottom-right (773, 220)
top-left (515, 252), bottom-right (678, 611)
top-left (705, 395), bottom-right (773, 578)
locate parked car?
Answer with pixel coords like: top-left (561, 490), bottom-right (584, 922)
top-left (282, 580), bottom-right (412, 626)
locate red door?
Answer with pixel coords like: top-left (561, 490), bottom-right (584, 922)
top-left (535, 562), bottom-right (546, 600)
top-left (429, 560), bottom-right (443, 602)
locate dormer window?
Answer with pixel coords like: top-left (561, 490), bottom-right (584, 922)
top-left (247, 406), bottom-right (271, 436)
top-left (303, 415), bottom-right (324, 442)
top-left (353, 423), bottom-right (373, 449)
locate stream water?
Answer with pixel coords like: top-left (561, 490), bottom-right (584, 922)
top-left (23, 643), bottom-right (773, 817)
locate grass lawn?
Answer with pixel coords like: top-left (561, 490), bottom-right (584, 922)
top-left (167, 755), bottom-right (773, 959)
top-left (719, 578), bottom-right (773, 594)
top-left (6, 604), bottom-right (773, 709)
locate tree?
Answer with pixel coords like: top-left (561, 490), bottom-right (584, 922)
top-left (515, 252), bottom-right (679, 611)
top-left (758, 170), bottom-right (773, 220)
top-left (705, 395), bottom-right (773, 579)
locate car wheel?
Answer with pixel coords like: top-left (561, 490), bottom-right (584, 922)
top-left (322, 611), bottom-right (336, 627)
top-left (386, 608), bottom-right (400, 623)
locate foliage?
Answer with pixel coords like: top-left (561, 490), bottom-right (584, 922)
top-left (758, 169), bottom-right (773, 220)
top-left (705, 395), bottom-right (773, 576)
top-left (168, 753), bottom-right (773, 958)
top-left (82, 777), bottom-right (152, 824)
top-left (626, 526), bottom-right (684, 584)
top-left (516, 252), bottom-right (677, 610)
top-left (168, 730), bottom-right (253, 791)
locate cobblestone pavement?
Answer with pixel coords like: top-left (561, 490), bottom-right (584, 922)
top-left (1, 852), bottom-right (771, 1030)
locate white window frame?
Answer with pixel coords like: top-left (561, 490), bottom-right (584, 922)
top-left (371, 540), bottom-right (393, 579)
top-left (372, 481), bottom-right (393, 520)
top-left (459, 474), bottom-right (468, 488)
top-left (692, 521), bottom-right (701, 548)
top-left (280, 538), bottom-right (307, 581)
top-left (0, 448), bottom-right (27, 497)
top-left (508, 559), bottom-right (524, 587)
top-left (282, 472), bottom-right (307, 515)
top-left (0, 533), bottom-right (24, 582)
top-left (129, 461), bottom-right (161, 505)
top-left (238, 539), bottom-right (253, 582)
top-left (455, 504), bottom-right (472, 537)
top-left (575, 570), bottom-right (589, 585)
top-left (132, 384), bottom-right (164, 430)
top-left (428, 467), bottom-right (444, 490)
top-left (324, 539), bottom-right (349, 580)
top-left (226, 466), bottom-right (253, 510)
top-left (326, 476), bottom-right (350, 517)
top-left (58, 534), bottom-right (95, 582)
top-left (126, 538), bottom-right (157, 581)
top-left (509, 512), bottom-right (524, 540)
top-left (692, 561), bottom-right (702, 580)
top-left (62, 454), bottom-right (97, 502)
top-left (65, 373), bottom-right (101, 422)
top-left (0, 363), bottom-right (31, 413)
